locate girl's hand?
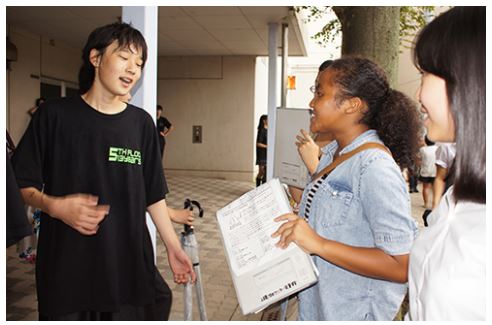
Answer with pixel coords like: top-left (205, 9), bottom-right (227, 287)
top-left (295, 129), bottom-right (320, 175)
top-left (271, 213), bottom-right (323, 255)
top-left (170, 208), bottom-right (194, 226)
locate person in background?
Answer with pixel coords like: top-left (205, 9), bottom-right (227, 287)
top-left (418, 136), bottom-right (437, 226)
top-left (28, 97), bottom-right (45, 117)
top-left (6, 130), bottom-right (32, 248)
top-left (16, 97), bottom-right (47, 261)
top-left (408, 6), bottom-right (485, 320)
top-left (431, 142), bottom-right (455, 209)
top-left (407, 169), bottom-right (419, 193)
top-left (255, 114), bottom-right (268, 187)
top-left (120, 92), bottom-right (132, 103)
top-left (156, 105), bottom-right (174, 158)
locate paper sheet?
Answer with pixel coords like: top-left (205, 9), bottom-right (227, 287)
top-left (217, 179), bottom-right (295, 276)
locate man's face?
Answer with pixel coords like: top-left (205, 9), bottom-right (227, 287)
top-left (91, 40), bottom-right (144, 97)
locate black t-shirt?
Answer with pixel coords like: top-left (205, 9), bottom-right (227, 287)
top-left (156, 117), bottom-right (171, 139)
top-left (11, 96), bottom-right (168, 316)
top-left (256, 128), bottom-right (267, 162)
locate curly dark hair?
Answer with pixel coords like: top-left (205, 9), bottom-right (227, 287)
top-left (329, 57), bottom-right (421, 170)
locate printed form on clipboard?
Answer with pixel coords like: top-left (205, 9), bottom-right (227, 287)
top-left (216, 178), bottom-right (318, 315)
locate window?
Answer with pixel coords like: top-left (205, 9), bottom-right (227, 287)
top-left (40, 77), bottom-right (79, 99)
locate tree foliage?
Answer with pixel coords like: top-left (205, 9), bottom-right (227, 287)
top-left (296, 6), bottom-right (434, 50)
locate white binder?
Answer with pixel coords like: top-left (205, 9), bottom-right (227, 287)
top-left (216, 179), bottom-right (318, 314)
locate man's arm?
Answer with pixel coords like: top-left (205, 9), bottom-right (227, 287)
top-left (147, 199), bottom-right (196, 284)
top-left (163, 125), bottom-right (175, 137)
top-left (19, 187), bottom-right (109, 235)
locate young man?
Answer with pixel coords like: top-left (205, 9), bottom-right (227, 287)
top-left (12, 22), bottom-right (195, 320)
top-left (156, 105), bottom-right (174, 157)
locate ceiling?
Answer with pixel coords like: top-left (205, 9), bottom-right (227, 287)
top-left (6, 6), bottom-right (308, 56)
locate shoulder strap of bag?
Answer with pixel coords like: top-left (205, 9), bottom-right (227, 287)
top-left (311, 142), bottom-right (391, 181)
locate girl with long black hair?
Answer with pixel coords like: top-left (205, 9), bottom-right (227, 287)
top-left (408, 7), bottom-right (485, 320)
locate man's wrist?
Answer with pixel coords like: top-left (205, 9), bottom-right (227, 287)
top-left (42, 194), bottom-right (56, 218)
top-left (165, 239), bottom-right (182, 253)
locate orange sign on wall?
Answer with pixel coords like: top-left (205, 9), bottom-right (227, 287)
top-left (287, 75), bottom-right (296, 90)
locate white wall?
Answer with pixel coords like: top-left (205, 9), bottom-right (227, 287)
top-left (396, 43), bottom-right (420, 101)
top-left (7, 26), bottom-right (80, 144)
top-left (286, 64), bottom-right (318, 109)
top-left (7, 27), bottom-right (41, 144)
top-left (157, 55), bottom-right (257, 181)
top-left (41, 38), bottom-right (80, 83)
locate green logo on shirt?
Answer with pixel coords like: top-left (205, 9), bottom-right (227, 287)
top-left (108, 147), bottom-right (141, 165)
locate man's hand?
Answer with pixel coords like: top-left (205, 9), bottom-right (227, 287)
top-left (47, 194), bottom-right (109, 235)
top-left (168, 247), bottom-right (196, 284)
top-left (295, 129), bottom-right (320, 175)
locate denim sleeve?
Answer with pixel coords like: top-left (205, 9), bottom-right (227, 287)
top-left (358, 153), bottom-right (418, 255)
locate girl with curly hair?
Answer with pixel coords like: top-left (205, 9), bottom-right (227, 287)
top-left (272, 56), bottom-right (420, 320)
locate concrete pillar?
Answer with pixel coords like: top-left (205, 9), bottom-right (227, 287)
top-left (281, 23), bottom-right (288, 108)
top-left (122, 6), bottom-right (159, 261)
top-left (266, 22), bottom-right (278, 181)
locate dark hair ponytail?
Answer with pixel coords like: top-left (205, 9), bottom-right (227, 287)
top-left (369, 88), bottom-right (421, 169)
top-left (330, 57), bottom-right (421, 169)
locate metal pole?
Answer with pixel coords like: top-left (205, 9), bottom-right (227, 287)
top-left (181, 200), bottom-right (207, 321)
top-left (281, 23), bottom-right (288, 108)
top-left (266, 22), bottom-right (278, 182)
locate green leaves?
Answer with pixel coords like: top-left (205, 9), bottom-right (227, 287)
top-left (295, 6), bottom-right (435, 50)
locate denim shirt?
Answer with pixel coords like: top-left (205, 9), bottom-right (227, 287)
top-left (297, 130), bottom-right (418, 321)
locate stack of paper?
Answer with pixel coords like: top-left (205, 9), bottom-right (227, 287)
top-left (216, 178), bottom-right (318, 315)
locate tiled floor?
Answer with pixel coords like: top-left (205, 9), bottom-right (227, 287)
top-left (6, 175), bottom-right (426, 321)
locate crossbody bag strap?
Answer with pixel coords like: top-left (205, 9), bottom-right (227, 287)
top-left (311, 142), bottom-right (391, 182)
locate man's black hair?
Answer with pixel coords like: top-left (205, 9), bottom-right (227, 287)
top-left (78, 22), bottom-right (147, 94)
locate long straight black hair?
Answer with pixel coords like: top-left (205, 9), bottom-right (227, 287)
top-left (413, 7), bottom-right (485, 204)
top-left (257, 114), bottom-right (267, 130)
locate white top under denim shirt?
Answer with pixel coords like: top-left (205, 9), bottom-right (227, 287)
top-left (407, 187), bottom-right (485, 320)
top-left (297, 130), bottom-right (418, 321)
